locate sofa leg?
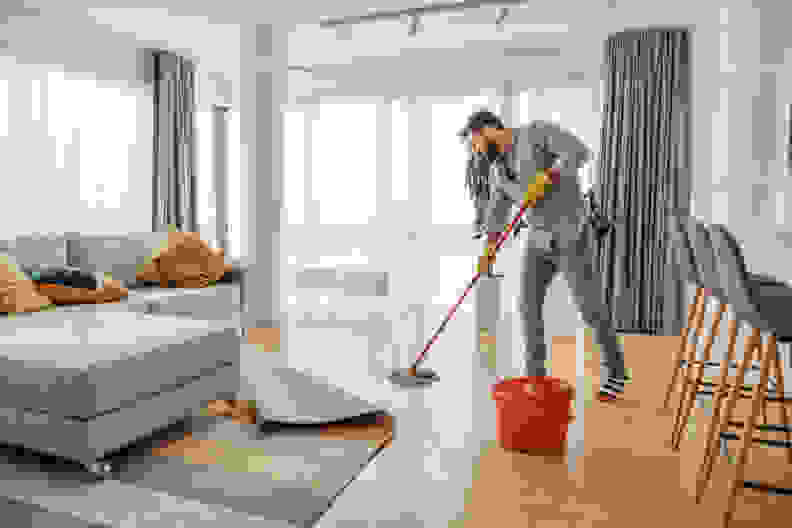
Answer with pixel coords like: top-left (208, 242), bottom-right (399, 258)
top-left (205, 399), bottom-right (236, 417)
top-left (205, 400), bottom-right (258, 425)
top-left (230, 400), bottom-right (258, 425)
top-left (87, 461), bottom-right (114, 478)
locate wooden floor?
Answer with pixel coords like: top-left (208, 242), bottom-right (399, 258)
top-left (457, 334), bottom-right (792, 527)
top-left (161, 334), bottom-right (791, 526)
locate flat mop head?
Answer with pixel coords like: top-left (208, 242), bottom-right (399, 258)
top-left (388, 367), bottom-right (440, 388)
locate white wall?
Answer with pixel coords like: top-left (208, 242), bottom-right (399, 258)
top-left (699, 2), bottom-right (792, 283)
top-left (0, 5), bottom-right (243, 244)
top-left (0, 10), bottom-right (155, 240)
top-left (84, 7), bottom-right (242, 249)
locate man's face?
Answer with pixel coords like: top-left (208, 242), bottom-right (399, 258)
top-left (469, 129), bottom-right (489, 155)
top-left (469, 127), bottom-right (501, 163)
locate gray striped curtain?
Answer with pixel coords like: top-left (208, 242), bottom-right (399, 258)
top-left (152, 50), bottom-right (197, 232)
top-left (596, 28), bottom-right (691, 335)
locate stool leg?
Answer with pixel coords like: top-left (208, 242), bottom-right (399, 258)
top-left (769, 338), bottom-right (792, 464)
top-left (756, 341), bottom-right (769, 428)
top-left (698, 326), bottom-right (758, 504)
top-left (664, 287), bottom-right (703, 409)
top-left (724, 333), bottom-right (774, 528)
top-left (696, 317), bottom-right (740, 503)
top-left (672, 291), bottom-right (709, 449)
top-left (675, 301), bottom-right (725, 450)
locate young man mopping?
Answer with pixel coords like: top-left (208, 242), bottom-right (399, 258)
top-left (460, 110), bottom-right (629, 402)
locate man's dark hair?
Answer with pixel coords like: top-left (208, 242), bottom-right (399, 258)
top-left (458, 109), bottom-right (504, 140)
top-left (461, 109), bottom-right (514, 203)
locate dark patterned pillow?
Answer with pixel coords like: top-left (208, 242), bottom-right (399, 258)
top-left (217, 264), bottom-right (245, 284)
top-left (23, 266), bottom-right (104, 290)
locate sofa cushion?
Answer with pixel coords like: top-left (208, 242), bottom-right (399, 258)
top-left (0, 234), bottom-right (69, 269)
top-left (129, 283), bottom-right (241, 320)
top-left (0, 310), bottom-right (239, 419)
top-left (67, 233), bottom-right (170, 286)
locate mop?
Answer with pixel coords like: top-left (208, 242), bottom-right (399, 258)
top-left (387, 171), bottom-right (554, 388)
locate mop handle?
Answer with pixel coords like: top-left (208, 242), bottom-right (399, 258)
top-left (410, 197), bottom-right (537, 370)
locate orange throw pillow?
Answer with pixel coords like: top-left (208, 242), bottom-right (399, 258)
top-left (142, 233), bottom-right (228, 288)
top-left (0, 255), bottom-right (53, 313)
top-left (36, 279), bottom-right (129, 305)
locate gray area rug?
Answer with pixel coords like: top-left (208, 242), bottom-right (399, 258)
top-left (0, 365), bottom-right (391, 527)
top-left (0, 415), bottom-right (387, 527)
top-left (0, 496), bottom-right (107, 528)
top-left (116, 416), bottom-right (388, 526)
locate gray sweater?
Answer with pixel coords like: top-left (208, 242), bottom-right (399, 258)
top-left (480, 121), bottom-right (592, 249)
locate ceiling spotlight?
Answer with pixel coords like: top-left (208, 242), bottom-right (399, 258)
top-left (495, 7), bottom-right (509, 29)
top-left (407, 14), bottom-right (420, 36)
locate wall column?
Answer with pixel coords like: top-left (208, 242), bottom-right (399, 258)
top-left (239, 22), bottom-right (289, 373)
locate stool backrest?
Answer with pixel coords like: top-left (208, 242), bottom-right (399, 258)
top-left (708, 224), bottom-right (764, 331)
top-left (668, 215), bottom-right (700, 287)
top-left (687, 219), bottom-right (724, 300)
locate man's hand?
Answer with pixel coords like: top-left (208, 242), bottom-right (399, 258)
top-left (477, 240), bottom-right (498, 274)
top-left (522, 169), bottom-right (556, 205)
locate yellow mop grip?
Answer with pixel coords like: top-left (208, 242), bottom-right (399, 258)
top-left (479, 170), bottom-right (556, 270)
top-left (523, 169), bottom-right (554, 204)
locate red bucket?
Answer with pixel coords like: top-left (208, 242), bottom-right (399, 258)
top-left (491, 377), bottom-right (573, 451)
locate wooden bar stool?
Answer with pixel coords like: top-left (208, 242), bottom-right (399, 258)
top-left (671, 220), bottom-right (770, 451)
top-left (663, 216), bottom-right (773, 416)
top-left (663, 216), bottom-right (721, 412)
top-left (694, 224), bottom-right (792, 527)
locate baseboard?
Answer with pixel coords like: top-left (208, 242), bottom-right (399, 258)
top-left (615, 328), bottom-right (658, 336)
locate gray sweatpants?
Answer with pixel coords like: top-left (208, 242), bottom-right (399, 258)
top-left (519, 228), bottom-right (626, 382)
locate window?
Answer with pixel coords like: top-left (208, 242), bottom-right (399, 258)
top-left (226, 110), bottom-right (242, 258)
top-left (519, 88), bottom-right (598, 193)
top-left (194, 108), bottom-right (214, 239)
top-left (284, 109), bottom-right (306, 225)
top-left (519, 89), bottom-right (551, 125)
top-left (31, 79), bottom-right (41, 121)
top-left (47, 71), bottom-right (137, 209)
top-left (0, 79), bottom-right (7, 137)
top-left (311, 103), bottom-right (377, 225)
top-left (194, 107), bottom-right (244, 258)
top-left (776, 191), bottom-right (785, 226)
top-left (430, 96), bottom-right (499, 225)
top-left (391, 98), bottom-right (409, 201)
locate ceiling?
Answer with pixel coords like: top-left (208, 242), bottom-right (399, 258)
top-left (15, 0), bottom-right (700, 66)
top-left (7, 0), bottom-right (708, 102)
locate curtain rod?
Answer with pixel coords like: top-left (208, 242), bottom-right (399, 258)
top-left (318, 0), bottom-right (526, 28)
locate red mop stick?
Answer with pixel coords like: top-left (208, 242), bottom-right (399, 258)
top-left (409, 196), bottom-right (538, 371)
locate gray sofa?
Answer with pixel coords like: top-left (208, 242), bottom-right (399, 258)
top-left (0, 232), bottom-right (243, 320)
top-left (0, 233), bottom-right (245, 477)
